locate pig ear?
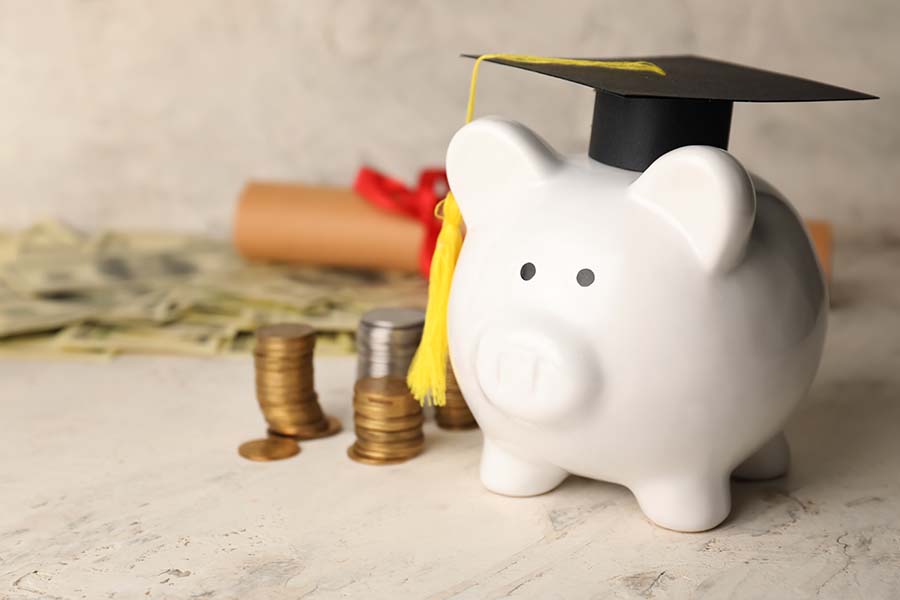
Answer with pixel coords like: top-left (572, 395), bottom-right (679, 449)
top-left (446, 117), bottom-right (562, 228)
top-left (629, 146), bottom-right (756, 273)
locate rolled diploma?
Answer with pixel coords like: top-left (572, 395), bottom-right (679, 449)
top-left (234, 181), bottom-right (832, 282)
top-left (234, 182), bottom-right (422, 272)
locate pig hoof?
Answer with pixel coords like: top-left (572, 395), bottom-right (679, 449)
top-left (733, 432), bottom-right (790, 480)
top-left (633, 475), bottom-right (731, 532)
top-left (480, 438), bottom-right (568, 497)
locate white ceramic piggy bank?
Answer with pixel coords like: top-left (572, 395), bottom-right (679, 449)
top-left (446, 116), bottom-right (827, 532)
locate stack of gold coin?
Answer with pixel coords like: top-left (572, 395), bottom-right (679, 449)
top-left (254, 323), bottom-right (341, 440)
top-left (434, 362), bottom-right (478, 430)
top-left (348, 376), bottom-right (424, 465)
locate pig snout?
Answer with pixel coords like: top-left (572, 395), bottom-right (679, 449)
top-left (475, 321), bottom-right (596, 423)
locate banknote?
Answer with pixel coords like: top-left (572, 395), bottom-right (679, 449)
top-left (54, 319), bottom-right (236, 356)
top-left (0, 220), bottom-right (426, 358)
top-left (0, 330), bottom-right (113, 361)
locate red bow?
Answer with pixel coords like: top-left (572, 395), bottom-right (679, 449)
top-left (353, 166), bottom-right (448, 278)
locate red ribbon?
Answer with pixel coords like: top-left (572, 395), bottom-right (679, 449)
top-left (353, 166), bottom-right (448, 278)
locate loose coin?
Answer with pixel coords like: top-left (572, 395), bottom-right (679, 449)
top-left (238, 437), bottom-right (300, 461)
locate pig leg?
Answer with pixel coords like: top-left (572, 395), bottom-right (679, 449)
top-left (480, 438), bottom-right (568, 497)
top-left (732, 432), bottom-right (790, 480)
top-left (632, 474), bottom-right (731, 532)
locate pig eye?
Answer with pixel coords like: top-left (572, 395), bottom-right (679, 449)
top-left (520, 262), bottom-right (536, 281)
top-left (576, 268), bottom-right (595, 287)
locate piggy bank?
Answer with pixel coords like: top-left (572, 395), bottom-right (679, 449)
top-left (446, 116), bottom-right (827, 532)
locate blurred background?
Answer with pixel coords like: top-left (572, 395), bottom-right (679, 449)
top-left (0, 0), bottom-right (895, 241)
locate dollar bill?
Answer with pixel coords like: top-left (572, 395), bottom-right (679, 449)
top-left (55, 320), bottom-right (235, 356)
top-left (0, 296), bottom-right (95, 337)
top-left (2, 247), bottom-right (237, 295)
top-left (0, 220), bottom-right (426, 358)
top-left (0, 331), bottom-right (114, 361)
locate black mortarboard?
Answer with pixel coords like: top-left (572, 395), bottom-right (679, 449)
top-left (465, 54), bottom-right (877, 171)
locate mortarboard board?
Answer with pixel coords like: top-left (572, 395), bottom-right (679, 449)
top-left (464, 54), bottom-right (877, 171)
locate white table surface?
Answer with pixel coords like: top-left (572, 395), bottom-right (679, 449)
top-left (2, 244), bottom-right (899, 600)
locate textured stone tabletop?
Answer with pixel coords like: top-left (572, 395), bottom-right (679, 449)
top-left (2, 243), bottom-right (899, 600)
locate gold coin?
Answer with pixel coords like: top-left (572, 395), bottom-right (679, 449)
top-left (352, 388), bottom-right (412, 402)
top-left (256, 379), bottom-right (312, 388)
top-left (355, 435), bottom-right (425, 454)
top-left (353, 397), bottom-right (421, 418)
top-left (260, 405), bottom-right (316, 415)
top-left (434, 412), bottom-right (469, 420)
top-left (256, 382), bottom-right (315, 394)
top-left (254, 337), bottom-right (313, 346)
top-left (434, 403), bottom-right (472, 412)
top-left (353, 376), bottom-right (413, 400)
top-left (435, 419), bottom-right (478, 430)
top-left (256, 323), bottom-right (316, 340)
top-left (269, 415), bottom-right (342, 440)
top-left (255, 335), bottom-right (314, 346)
top-left (268, 419), bottom-right (325, 436)
top-left (254, 344), bottom-right (311, 353)
top-left (354, 426), bottom-right (423, 443)
top-left (258, 396), bottom-right (321, 409)
top-left (257, 364), bottom-right (312, 371)
top-left (257, 396), bottom-right (319, 408)
top-left (256, 378), bottom-right (315, 388)
top-left (261, 401), bottom-right (323, 414)
top-left (439, 405), bottom-right (472, 414)
top-left (255, 372), bottom-right (313, 382)
top-left (434, 412), bottom-right (476, 423)
top-left (254, 351), bottom-right (312, 362)
top-left (256, 381), bottom-right (314, 390)
top-left (262, 408), bottom-right (324, 426)
top-left (253, 363), bottom-right (309, 373)
top-left (238, 437), bottom-right (300, 461)
top-left (351, 441), bottom-right (424, 461)
top-left (346, 443), bottom-right (411, 466)
top-left (254, 339), bottom-right (314, 350)
top-left (434, 413), bottom-right (476, 422)
top-left (254, 371), bottom-right (313, 381)
top-left (434, 415), bottom-right (475, 425)
top-left (354, 412), bottom-right (424, 432)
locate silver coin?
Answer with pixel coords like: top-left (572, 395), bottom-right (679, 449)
top-left (360, 307), bottom-right (425, 330)
top-left (357, 326), bottom-right (423, 338)
top-left (357, 341), bottom-right (420, 353)
top-left (356, 307), bottom-right (425, 380)
top-left (359, 364), bottom-right (410, 378)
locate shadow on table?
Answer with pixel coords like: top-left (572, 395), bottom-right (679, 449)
top-left (728, 377), bottom-right (900, 527)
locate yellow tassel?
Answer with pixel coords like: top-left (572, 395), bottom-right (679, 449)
top-left (407, 54), bottom-right (665, 406)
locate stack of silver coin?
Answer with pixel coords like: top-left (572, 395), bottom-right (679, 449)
top-left (356, 307), bottom-right (426, 380)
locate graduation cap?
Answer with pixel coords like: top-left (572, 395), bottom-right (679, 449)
top-left (465, 54), bottom-right (876, 171)
top-left (406, 54), bottom-right (875, 407)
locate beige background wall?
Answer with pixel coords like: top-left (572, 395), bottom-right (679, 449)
top-left (0, 0), bottom-right (896, 240)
